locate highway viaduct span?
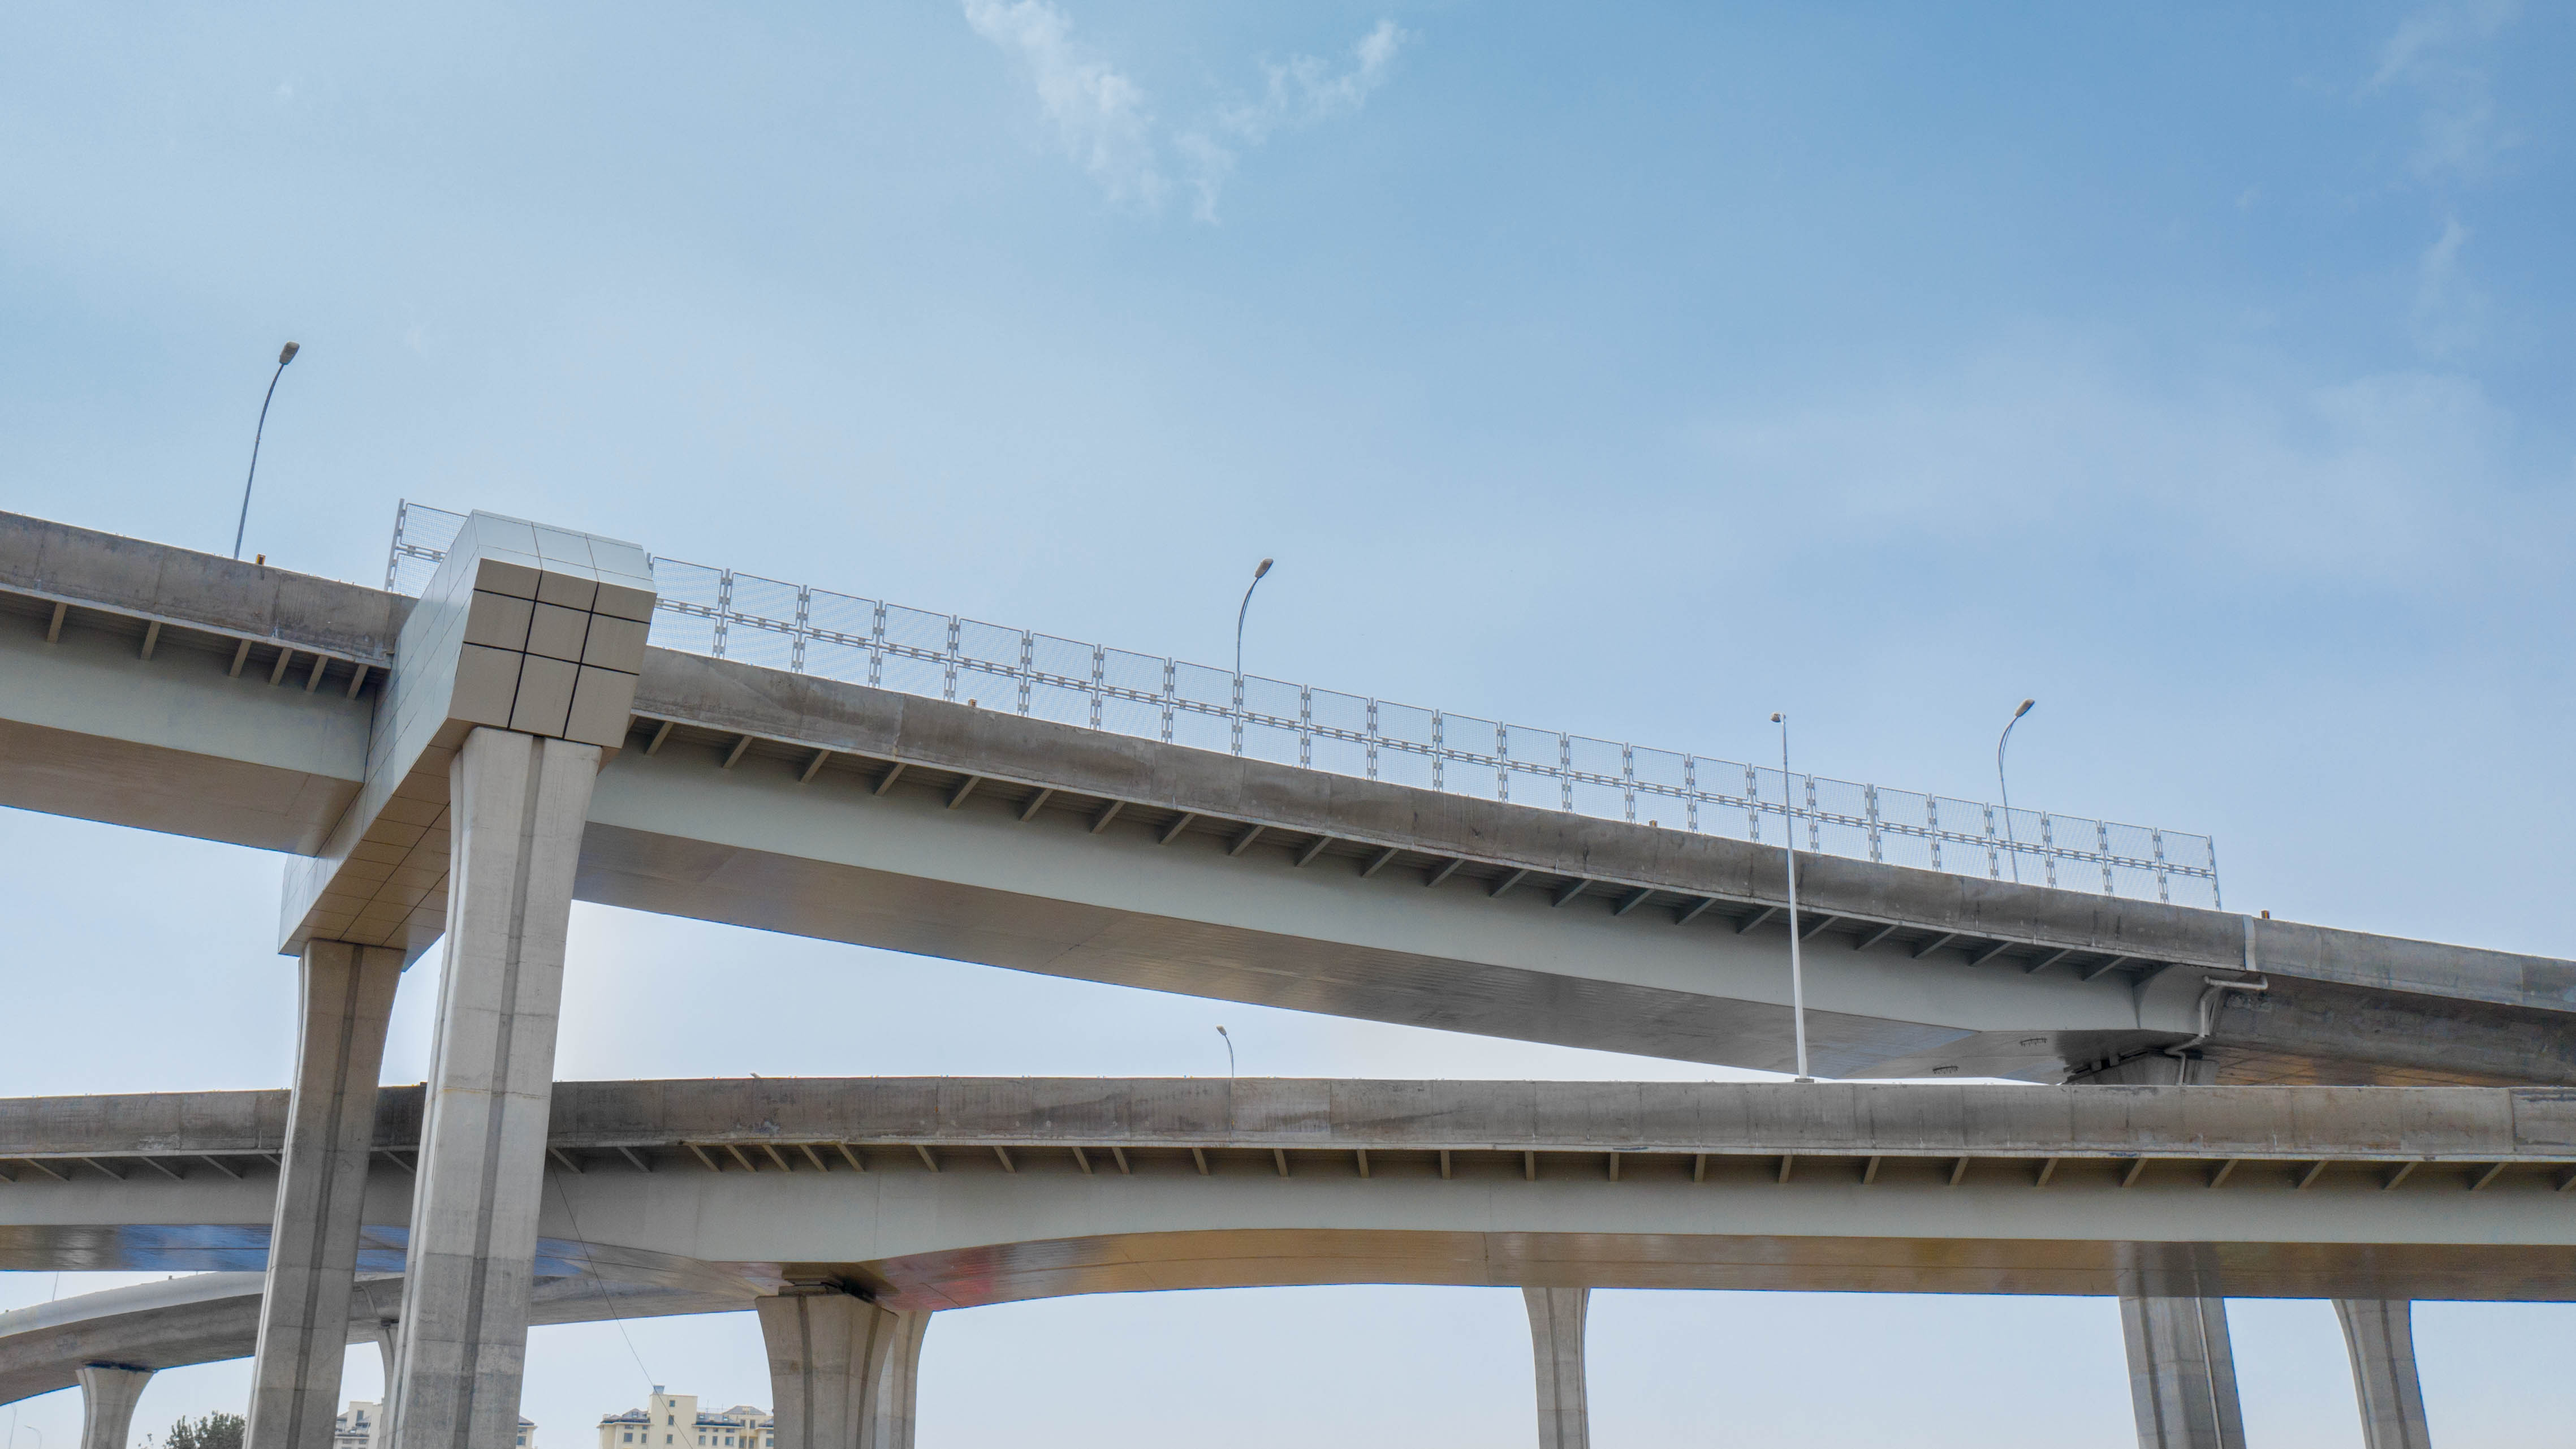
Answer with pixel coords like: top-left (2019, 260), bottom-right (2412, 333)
top-left (6, 1077), bottom-right (2569, 1448)
top-left (2, 506), bottom-right (2569, 1449)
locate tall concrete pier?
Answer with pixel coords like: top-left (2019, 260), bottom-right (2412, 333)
top-left (756, 1288), bottom-right (905, 1449)
top-left (1522, 1288), bottom-right (1590, 1449)
top-left (2120, 1295), bottom-right (2245, 1449)
top-left (383, 728), bottom-right (598, 1449)
top-left (2335, 1300), bottom-right (2433, 1449)
top-left (245, 941), bottom-right (404, 1449)
top-left (75, 1364), bottom-right (152, 1449)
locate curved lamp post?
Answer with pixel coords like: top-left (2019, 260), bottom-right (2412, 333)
top-left (1215, 1025), bottom-right (1236, 1079)
top-left (1229, 558), bottom-right (1274, 755)
top-left (232, 340), bottom-right (301, 560)
top-left (1234, 558), bottom-right (1274, 682)
top-left (1996, 698), bottom-right (2035, 884)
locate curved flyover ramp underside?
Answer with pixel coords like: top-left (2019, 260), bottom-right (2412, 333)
top-left (0, 1270), bottom-right (753, 1408)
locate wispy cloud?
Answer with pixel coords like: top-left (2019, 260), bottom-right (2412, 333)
top-left (2362, 2), bottom-right (2518, 359)
top-left (960, 6), bottom-right (1406, 222)
top-left (1182, 20), bottom-right (1407, 221)
top-left (2412, 215), bottom-right (2486, 354)
top-left (2366, 0), bottom-right (2519, 184)
top-left (961, 0), bottom-right (1165, 208)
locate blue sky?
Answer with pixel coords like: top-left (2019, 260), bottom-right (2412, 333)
top-left (3, 3), bottom-right (2573, 1446)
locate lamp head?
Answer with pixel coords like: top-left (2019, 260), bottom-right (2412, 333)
top-left (1769, 712), bottom-right (1783, 723)
top-left (278, 341), bottom-right (300, 366)
top-left (1253, 558), bottom-right (1272, 580)
top-left (1215, 1025), bottom-right (1228, 1036)
top-left (2014, 698), bottom-right (2035, 719)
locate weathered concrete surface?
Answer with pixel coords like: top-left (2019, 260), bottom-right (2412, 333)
top-left (6, 1079), bottom-right (2576, 1312)
top-left (248, 942), bottom-right (405, 1449)
top-left (386, 730), bottom-right (596, 1449)
top-left (2335, 1300), bottom-right (2433, 1449)
top-left (2121, 1293), bottom-right (2246, 1449)
top-left (24, 1072), bottom-right (2569, 1170)
top-left (1522, 1287), bottom-right (1589, 1449)
top-left (14, 1077), bottom-right (2576, 1166)
top-left (76, 1363), bottom-right (152, 1449)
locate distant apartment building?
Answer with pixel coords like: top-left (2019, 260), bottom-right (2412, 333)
top-left (599, 1388), bottom-right (773, 1449)
top-left (335, 1401), bottom-right (533, 1449)
top-left (333, 1400), bottom-right (379, 1449)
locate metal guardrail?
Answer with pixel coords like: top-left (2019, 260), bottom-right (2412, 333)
top-left (389, 502), bottom-right (2221, 907)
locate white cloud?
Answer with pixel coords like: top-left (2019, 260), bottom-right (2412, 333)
top-left (2365, 0), bottom-right (2519, 184)
top-left (2411, 215), bottom-right (2486, 354)
top-left (1178, 19), bottom-right (1407, 222)
top-left (961, 0), bottom-right (1165, 208)
top-left (960, 8), bottom-right (1406, 222)
top-left (1222, 19), bottom-right (1408, 145)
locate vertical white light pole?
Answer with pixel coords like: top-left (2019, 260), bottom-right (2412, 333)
top-left (1771, 712), bottom-right (1813, 1083)
top-left (1997, 698), bottom-right (2035, 885)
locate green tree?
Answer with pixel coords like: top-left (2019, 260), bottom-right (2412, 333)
top-left (162, 1412), bottom-right (245, 1449)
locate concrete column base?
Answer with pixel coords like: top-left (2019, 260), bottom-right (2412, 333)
top-left (2336, 1300), bottom-right (2433, 1449)
top-left (869, 1311), bottom-right (930, 1449)
top-left (757, 1290), bottom-right (904, 1449)
top-left (77, 1364), bottom-right (153, 1449)
top-left (2119, 1293), bottom-right (2246, 1449)
top-left (248, 939), bottom-right (405, 1449)
top-left (386, 729), bottom-right (598, 1449)
top-left (1522, 1288), bottom-right (1590, 1449)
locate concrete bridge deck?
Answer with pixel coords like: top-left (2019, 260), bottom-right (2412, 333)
top-left (4, 510), bottom-right (2570, 1088)
top-left (5, 1078), bottom-right (2573, 1314)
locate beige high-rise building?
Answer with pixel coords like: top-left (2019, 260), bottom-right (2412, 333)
top-left (599, 1388), bottom-right (773, 1449)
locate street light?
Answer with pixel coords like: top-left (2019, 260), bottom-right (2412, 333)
top-left (1234, 558), bottom-right (1274, 682)
top-left (1770, 712), bottom-right (1813, 1083)
top-left (1229, 558), bottom-right (1274, 756)
top-left (1215, 1025), bottom-right (1235, 1078)
top-left (1996, 698), bottom-right (2035, 885)
top-left (231, 340), bottom-right (301, 560)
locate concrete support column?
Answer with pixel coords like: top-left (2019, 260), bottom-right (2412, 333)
top-left (247, 940), bottom-right (406, 1449)
top-left (77, 1364), bottom-right (153, 1449)
top-left (756, 1290), bottom-right (904, 1449)
top-left (386, 728), bottom-right (598, 1449)
top-left (1522, 1288), bottom-right (1590, 1449)
top-left (868, 1311), bottom-right (930, 1449)
top-left (2335, 1300), bottom-right (2433, 1449)
top-left (2118, 1294), bottom-right (2246, 1449)
top-left (369, 1321), bottom-right (399, 1449)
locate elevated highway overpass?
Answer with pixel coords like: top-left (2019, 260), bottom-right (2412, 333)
top-left (1, 508), bottom-right (2568, 1088)
top-left (2, 1076), bottom-right (2563, 1449)
top-left (2, 504), bottom-right (2557, 1449)
top-left (5, 1077), bottom-right (2573, 1308)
